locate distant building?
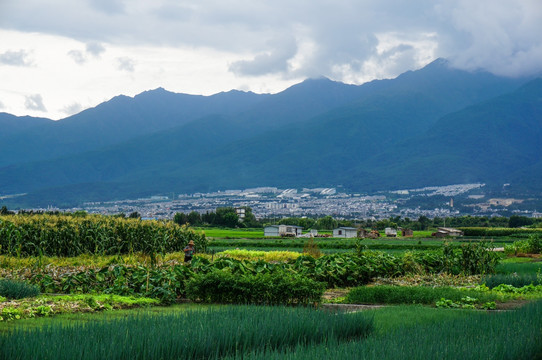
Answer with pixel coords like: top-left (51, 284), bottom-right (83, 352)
top-left (264, 225), bottom-right (303, 237)
top-left (385, 228), bottom-right (397, 237)
top-left (333, 227), bottom-right (357, 238)
top-left (235, 208), bottom-right (246, 220)
top-left (401, 228), bottom-right (413, 237)
top-left (433, 227), bottom-right (464, 237)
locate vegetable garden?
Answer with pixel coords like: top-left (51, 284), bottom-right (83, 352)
top-left (2, 214), bottom-right (542, 359)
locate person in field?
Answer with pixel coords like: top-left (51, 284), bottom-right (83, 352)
top-left (184, 240), bottom-right (195, 263)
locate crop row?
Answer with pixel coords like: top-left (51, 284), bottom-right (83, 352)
top-left (225, 300), bottom-right (542, 360)
top-left (458, 227), bottom-right (542, 237)
top-left (24, 245), bottom-right (500, 303)
top-left (0, 215), bottom-right (207, 257)
top-left (0, 306), bottom-right (374, 360)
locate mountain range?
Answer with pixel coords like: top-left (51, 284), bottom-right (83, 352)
top-left (1, 59), bottom-right (541, 207)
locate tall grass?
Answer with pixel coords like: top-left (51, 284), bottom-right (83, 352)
top-left (496, 261), bottom-right (542, 274)
top-left (482, 273), bottom-right (541, 288)
top-left (0, 278), bottom-right (40, 299)
top-left (0, 306), bottom-right (374, 360)
top-left (345, 286), bottom-right (501, 305)
top-left (225, 300), bottom-right (542, 360)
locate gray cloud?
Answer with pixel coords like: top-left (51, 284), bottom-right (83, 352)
top-left (68, 42), bottom-right (106, 64)
top-left (2, 0), bottom-right (542, 81)
top-left (117, 57), bottom-right (135, 72)
top-left (0, 50), bottom-right (33, 66)
top-left (89, 0), bottom-right (125, 15)
top-left (229, 37), bottom-right (298, 76)
top-left (67, 50), bottom-right (86, 64)
top-left (61, 102), bottom-right (83, 115)
top-left (86, 42), bottom-right (105, 57)
top-left (24, 94), bottom-right (47, 112)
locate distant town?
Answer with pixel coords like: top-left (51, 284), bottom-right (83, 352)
top-left (33, 183), bottom-right (540, 220)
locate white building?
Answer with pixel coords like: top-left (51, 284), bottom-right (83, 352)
top-left (385, 227), bottom-right (397, 237)
top-left (264, 225), bottom-right (303, 237)
top-left (333, 227), bottom-right (358, 238)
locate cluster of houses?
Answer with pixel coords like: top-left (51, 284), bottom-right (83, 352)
top-left (263, 224), bottom-right (464, 238)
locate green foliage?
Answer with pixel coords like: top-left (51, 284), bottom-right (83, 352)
top-left (459, 227), bottom-right (542, 237)
top-left (458, 241), bottom-right (501, 275)
top-left (0, 279), bottom-right (40, 299)
top-left (435, 297), bottom-right (496, 310)
top-left (345, 286), bottom-right (499, 305)
top-left (0, 306), bottom-right (374, 360)
top-left (482, 273), bottom-right (542, 288)
top-left (0, 214), bottom-right (207, 257)
top-left (31, 265), bottom-right (194, 304)
top-left (504, 235), bottom-right (542, 255)
top-left (186, 270), bottom-right (325, 305)
top-left (315, 215), bottom-right (338, 230)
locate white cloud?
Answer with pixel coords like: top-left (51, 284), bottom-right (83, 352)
top-left (0, 49), bottom-right (33, 66)
top-left (0, 100), bottom-right (5, 109)
top-left (24, 94), bottom-right (47, 112)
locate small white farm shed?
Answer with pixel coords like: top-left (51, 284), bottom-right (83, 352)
top-left (332, 227), bottom-right (358, 238)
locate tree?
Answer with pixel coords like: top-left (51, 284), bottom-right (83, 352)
top-left (128, 211), bottom-right (141, 219)
top-left (174, 212), bottom-right (188, 225)
top-left (315, 216), bottom-right (338, 230)
top-left (0, 206), bottom-right (14, 215)
top-left (187, 211), bottom-right (202, 226)
top-left (215, 207), bottom-right (239, 227)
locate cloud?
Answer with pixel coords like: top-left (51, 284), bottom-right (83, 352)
top-left (85, 42), bottom-right (105, 57)
top-left (67, 42), bottom-right (106, 64)
top-left (0, 49), bottom-right (33, 66)
top-left (1, 0), bottom-right (542, 82)
top-left (117, 57), bottom-right (135, 72)
top-left (89, 0), bottom-right (125, 15)
top-left (24, 94), bottom-right (47, 112)
top-left (0, 100), bottom-right (5, 109)
top-left (67, 49), bottom-right (86, 64)
top-left (229, 37), bottom-right (298, 76)
top-left (61, 102), bottom-right (82, 115)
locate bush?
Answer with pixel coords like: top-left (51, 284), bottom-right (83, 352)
top-left (345, 285), bottom-right (499, 305)
top-left (0, 278), bottom-right (40, 299)
top-left (186, 269), bottom-right (325, 305)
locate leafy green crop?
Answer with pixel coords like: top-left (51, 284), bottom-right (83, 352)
top-left (0, 306), bottom-right (374, 360)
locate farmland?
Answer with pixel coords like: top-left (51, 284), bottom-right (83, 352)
top-left (1, 214), bottom-right (542, 359)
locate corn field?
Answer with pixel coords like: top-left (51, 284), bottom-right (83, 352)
top-left (0, 215), bottom-right (207, 257)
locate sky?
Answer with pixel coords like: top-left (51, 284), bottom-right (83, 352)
top-left (1, 0), bottom-right (541, 120)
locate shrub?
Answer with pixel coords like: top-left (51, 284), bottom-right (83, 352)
top-left (504, 235), bottom-right (542, 255)
top-left (186, 269), bottom-right (325, 305)
top-left (0, 278), bottom-right (40, 299)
